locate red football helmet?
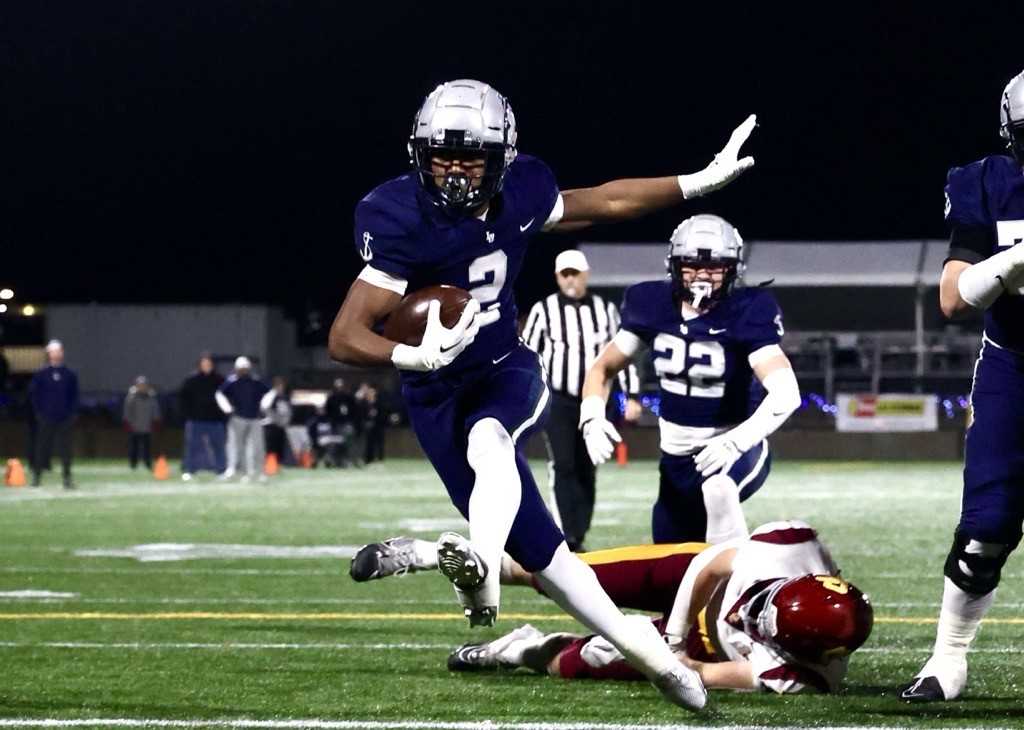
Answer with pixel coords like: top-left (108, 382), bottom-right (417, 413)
top-left (728, 574), bottom-right (874, 663)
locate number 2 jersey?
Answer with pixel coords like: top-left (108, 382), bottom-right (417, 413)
top-left (945, 154), bottom-right (1024, 351)
top-left (353, 154), bottom-right (561, 384)
top-left (617, 280), bottom-right (784, 454)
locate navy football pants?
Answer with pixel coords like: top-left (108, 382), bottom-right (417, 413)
top-left (403, 345), bottom-right (565, 571)
top-left (652, 439), bottom-right (772, 543)
top-left (960, 339), bottom-right (1024, 548)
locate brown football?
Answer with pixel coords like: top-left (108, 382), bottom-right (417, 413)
top-left (382, 285), bottom-right (474, 346)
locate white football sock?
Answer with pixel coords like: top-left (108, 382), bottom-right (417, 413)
top-left (466, 418), bottom-right (523, 609)
top-left (931, 576), bottom-right (995, 663)
top-left (701, 474), bottom-right (749, 544)
top-left (411, 539), bottom-right (438, 569)
top-left (535, 543), bottom-right (677, 678)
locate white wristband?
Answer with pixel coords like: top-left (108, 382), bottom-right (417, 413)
top-left (390, 343), bottom-right (429, 372)
top-left (579, 395), bottom-right (607, 429)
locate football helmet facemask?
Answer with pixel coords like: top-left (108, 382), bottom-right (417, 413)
top-left (666, 214), bottom-right (744, 310)
top-left (727, 574), bottom-right (874, 664)
top-left (408, 79), bottom-right (518, 215)
top-left (1000, 70), bottom-right (1024, 164)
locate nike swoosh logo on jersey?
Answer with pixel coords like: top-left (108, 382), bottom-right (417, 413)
top-left (708, 327), bottom-right (727, 335)
top-left (492, 351), bottom-right (513, 364)
top-left (519, 218), bottom-right (536, 232)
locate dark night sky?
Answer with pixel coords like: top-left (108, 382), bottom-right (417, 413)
top-left (2, 3), bottom-right (1022, 322)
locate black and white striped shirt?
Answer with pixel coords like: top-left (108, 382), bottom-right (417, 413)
top-left (522, 293), bottom-right (641, 399)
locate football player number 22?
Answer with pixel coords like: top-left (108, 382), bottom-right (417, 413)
top-left (467, 250), bottom-right (507, 328)
top-left (652, 334), bottom-right (725, 398)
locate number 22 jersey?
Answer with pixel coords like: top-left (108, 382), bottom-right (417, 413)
top-left (618, 281), bottom-right (784, 453)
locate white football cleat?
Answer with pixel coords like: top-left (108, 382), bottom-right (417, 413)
top-left (651, 664), bottom-right (708, 712)
top-left (447, 624), bottom-right (545, 671)
top-left (437, 531), bottom-right (497, 627)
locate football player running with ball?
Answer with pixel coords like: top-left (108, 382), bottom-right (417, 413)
top-left (329, 79), bottom-right (756, 711)
top-left (900, 70), bottom-right (1024, 702)
top-left (579, 214), bottom-right (800, 544)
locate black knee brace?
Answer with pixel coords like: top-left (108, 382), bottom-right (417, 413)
top-left (943, 530), bottom-right (1013, 595)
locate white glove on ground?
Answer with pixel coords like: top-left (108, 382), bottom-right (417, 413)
top-left (391, 299), bottom-right (481, 372)
top-left (579, 395), bottom-right (621, 465)
top-left (677, 114), bottom-right (757, 199)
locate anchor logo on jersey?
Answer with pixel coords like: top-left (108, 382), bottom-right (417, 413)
top-left (360, 232), bottom-right (374, 262)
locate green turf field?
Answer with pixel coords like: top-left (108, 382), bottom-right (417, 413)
top-left (1, 458), bottom-right (1022, 729)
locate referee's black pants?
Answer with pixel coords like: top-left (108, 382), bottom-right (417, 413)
top-left (544, 392), bottom-right (597, 551)
top-left (33, 417), bottom-right (74, 486)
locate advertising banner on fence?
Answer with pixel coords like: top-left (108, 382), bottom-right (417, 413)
top-left (836, 393), bottom-right (938, 432)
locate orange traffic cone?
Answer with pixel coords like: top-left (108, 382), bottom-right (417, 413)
top-left (5, 459), bottom-right (26, 487)
top-left (299, 449), bottom-right (314, 469)
top-left (153, 455), bottom-right (170, 481)
top-left (615, 441), bottom-right (629, 466)
top-left (264, 452), bottom-right (279, 476)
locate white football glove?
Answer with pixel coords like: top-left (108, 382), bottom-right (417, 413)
top-left (391, 298), bottom-right (481, 372)
top-left (579, 395), bottom-right (621, 465)
top-left (677, 114), bottom-right (757, 199)
top-left (693, 433), bottom-right (742, 477)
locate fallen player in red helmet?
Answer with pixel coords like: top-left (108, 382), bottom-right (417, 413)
top-left (350, 477), bottom-right (873, 693)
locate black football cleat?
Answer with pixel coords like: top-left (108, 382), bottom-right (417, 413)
top-left (898, 675), bottom-right (946, 702)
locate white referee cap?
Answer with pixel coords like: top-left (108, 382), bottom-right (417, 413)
top-left (234, 356), bottom-right (252, 370)
top-left (554, 250), bottom-right (589, 273)
top-left (45, 339), bottom-right (63, 352)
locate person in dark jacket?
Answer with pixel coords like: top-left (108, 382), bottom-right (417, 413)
top-left (123, 375), bottom-right (161, 470)
top-left (29, 340), bottom-right (79, 488)
top-left (215, 356), bottom-right (270, 482)
top-left (179, 353), bottom-right (226, 480)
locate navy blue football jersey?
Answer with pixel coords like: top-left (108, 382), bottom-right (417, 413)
top-left (619, 281), bottom-right (783, 428)
top-left (354, 154), bottom-right (559, 381)
top-left (945, 154), bottom-right (1024, 350)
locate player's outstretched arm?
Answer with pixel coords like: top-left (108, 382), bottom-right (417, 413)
top-left (679, 656), bottom-right (758, 691)
top-left (551, 115), bottom-right (756, 232)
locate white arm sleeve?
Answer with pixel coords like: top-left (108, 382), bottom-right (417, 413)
top-left (727, 367), bottom-right (801, 452)
top-left (214, 391), bottom-right (234, 415)
top-left (259, 390), bottom-right (277, 412)
top-left (357, 265), bottom-right (408, 296)
top-left (541, 194), bottom-right (565, 231)
top-left (611, 329), bottom-right (643, 358)
top-left (956, 243), bottom-right (1024, 310)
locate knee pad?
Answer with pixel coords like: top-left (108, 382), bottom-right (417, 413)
top-left (467, 418), bottom-right (514, 470)
top-left (943, 531), bottom-right (1012, 595)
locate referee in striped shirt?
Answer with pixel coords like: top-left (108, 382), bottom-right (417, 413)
top-left (522, 250), bottom-right (641, 551)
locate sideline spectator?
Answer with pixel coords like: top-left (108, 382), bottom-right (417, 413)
top-left (307, 404), bottom-right (348, 468)
top-left (216, 356), bottom-right (270, 483)
top-left (123, 375), bottom-right (161, 471)
top-left (179, 353), bottom-right (226, 481)
top-left (29, 339), bottom-right (79, 489)
top-left (262, 376), bottom-right (294, 466)
top-left (356, 383), bottom-right (388, 465)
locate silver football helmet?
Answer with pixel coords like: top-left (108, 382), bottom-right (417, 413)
top-left (666, 214), bottom-right (745, 308)
top-left (408, 79), bottom-right (518, 214)
top-left (1000, 70), bottom-right (1024, 164)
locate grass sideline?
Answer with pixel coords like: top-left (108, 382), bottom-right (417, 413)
top-left (1, 458), bottom-right (1023, 728)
